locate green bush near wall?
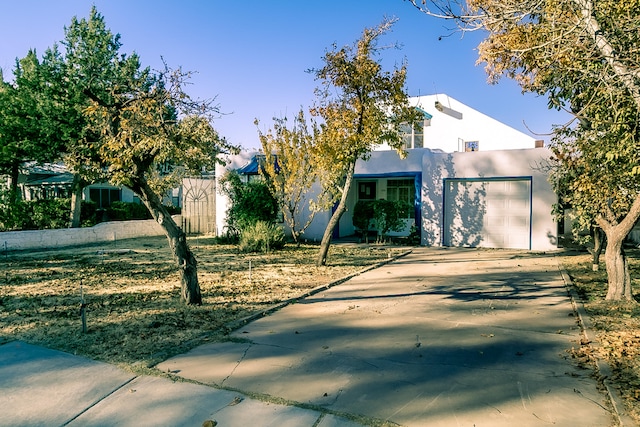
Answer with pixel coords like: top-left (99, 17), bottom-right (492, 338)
top-left (352, 199), bottom-right (412, 241)
top-left (0, 191), bottom-right (179, 231)
top-left (106, 201), bottom-right (152, 221)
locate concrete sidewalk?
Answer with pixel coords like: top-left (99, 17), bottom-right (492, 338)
top-left (0, 340), bottom-right (356, 427)
top-left (1, 248), bottom-right (619, 426)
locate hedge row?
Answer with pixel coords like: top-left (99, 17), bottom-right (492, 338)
top-left (0, 196), bottom-right (179, 231)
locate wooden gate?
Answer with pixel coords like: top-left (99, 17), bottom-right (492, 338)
top-left (181, 177), bottom-right (216, 235)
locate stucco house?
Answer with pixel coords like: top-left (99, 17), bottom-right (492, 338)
top-left (214, 94), bottom-right (557, 251)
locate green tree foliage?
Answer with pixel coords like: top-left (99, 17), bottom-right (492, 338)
top-left (218, 170), bottom-right (279, 239)
top-left (409, 0), bottom-right (640, 301)
top-left (310, 17), bottom-right (423, 265)
top-left (59, 8), bottom-right (236, 304)
top-left (256, 110), bottom-right (323, 244)
top-left (0, 51), bottom-right (60, 194)
top-left (52, 7), bottom-right (124, 227)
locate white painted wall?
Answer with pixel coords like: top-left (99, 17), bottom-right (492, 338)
top-left (420, 148), bottom-right (557, 251)
top-left (0, 216), bottom-right (179, 252)
top-left (377, 94), bottom-right (538, 153)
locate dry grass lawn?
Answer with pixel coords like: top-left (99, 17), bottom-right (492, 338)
top-left (0, 236), bottom-right (407, 370)
top-left (558, 249), bottom-right (640, 424)
top-left (2, 236), bottom-right (639, 423)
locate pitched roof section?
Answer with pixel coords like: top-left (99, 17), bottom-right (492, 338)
top-left (236, 154), bottom-right (280, 175)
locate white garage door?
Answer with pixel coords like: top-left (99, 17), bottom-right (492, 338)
top-left (443, 179), bottom-right (531, 249)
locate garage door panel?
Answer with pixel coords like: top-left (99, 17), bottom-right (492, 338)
top-left (444, 179), bottom-right (531, 249)
top-left (486, 217), bottom-right (506, 227)
top-left (509, 215), bottom-right (530, 228)
top-left (487, 199), bottom-right (507, 209)
top-left (508, 199), bottom-right (529, 210)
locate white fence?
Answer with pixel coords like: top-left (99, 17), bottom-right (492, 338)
top-left (0, 216), bottom-right (181, 252)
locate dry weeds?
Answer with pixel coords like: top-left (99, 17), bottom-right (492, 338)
top-left (559, 250), bottom-right (640, 424)
top-left (2, 237), bottom-right (639, 423)
top-left (0, 236), bottom-right (406, 369)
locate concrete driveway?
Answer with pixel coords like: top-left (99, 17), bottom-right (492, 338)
top-left (159, 247), bottom-right (617, 426)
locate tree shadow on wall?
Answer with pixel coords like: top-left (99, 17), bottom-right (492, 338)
top-left (444, 179), bottom-right (487, 247)
top-left (421, 153), bottom-right (487, 247)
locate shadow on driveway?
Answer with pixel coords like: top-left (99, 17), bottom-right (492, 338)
top-left (159, 248), bottom-right (616, 427)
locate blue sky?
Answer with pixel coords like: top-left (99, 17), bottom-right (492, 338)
top-left (0, 1), bottom-right (570, 150)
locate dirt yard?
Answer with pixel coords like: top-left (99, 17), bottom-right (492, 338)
top-left (559, 250), bottom-right (640, 424)
top-left (0, 236), bottom-right (407, 369)
top-left (1, 237), bottom-right (638, 423)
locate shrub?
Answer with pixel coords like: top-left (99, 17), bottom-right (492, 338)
top-left (373, 199), bottom-right (412, 236)
top-left (352, 199), bottom-right (412, 242)
top-left (80, 200), bottom-right (99, 226)
top-left (238, 221), bottom-right (286, 253)
top-left (0, 190), bottom-right (25, 231)
top-left (107, 201), bottom-right (152, 221)
top-left (165, 204), bottom-right (181, 215)
top-left (28, 198), bottom-right (71, 230)
top-left (219, 171), bottom-right (279, 237)
top-left (353, 200), bottom-right (376, 242)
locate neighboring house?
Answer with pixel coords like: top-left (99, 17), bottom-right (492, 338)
top-left (14, 163), bottom-right (182, 209)
top-left (17, 163), bottom-right (73, 201)
top-left (216, 93), bottom-right (557, 251)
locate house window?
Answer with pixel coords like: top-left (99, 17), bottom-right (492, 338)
top-left (401, 122), bottom-right (426, 149)
top-left (387, 179), bottom-right (415, 218)
top-left (465, 141), bottom-right (479, 152)
top-left (89, 188), bottom-right (121, 208)
top-left (358, 181), bottom-right (376, 200)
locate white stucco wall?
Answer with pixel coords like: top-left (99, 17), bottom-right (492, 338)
top-left (0, 216), bottom-right (179, 252)
top-left (377, 94), bottom-right (538, 153)
top-left (420, 148), bottom-right (557, 251)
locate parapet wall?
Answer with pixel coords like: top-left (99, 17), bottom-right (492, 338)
top-left (0, 216), bottom-right (181, 252)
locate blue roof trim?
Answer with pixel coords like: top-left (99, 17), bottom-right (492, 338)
top-left (236, 155), bottom-right (280, 175)
top-left (237, 157), bottom-right (260, 175)
top-left (415, 106), bottom-right (432, 120)
top-left (354, 171), bottom-right (420, 179)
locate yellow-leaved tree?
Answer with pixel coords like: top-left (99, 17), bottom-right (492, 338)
top-left (256, 110), bottom-right (324, 245)
top-left (310, 17), bottom-right (423, 266)
top-left (408, 0), bottom-right (640, 301)
top-left (58, 8), bottom-right (238, 304)
top-left (83, 65), bottom-right (238, 305)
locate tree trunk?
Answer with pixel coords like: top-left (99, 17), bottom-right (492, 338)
top-left (133, 178), bottom-right (202, 305)
top-left (69, 174), bottom-right (84, 228)
top-left (316, 162), bottom-right (355, 266)
top-left (591, 226), bottom-right (605, 271)
top-left (9, 161), bottom-right (20, 196)
top-left (602, 232), bottom-right (632, 301)
top-left (598, 194), bottom-right (640, 301)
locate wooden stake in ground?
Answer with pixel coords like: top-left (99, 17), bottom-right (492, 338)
top-left (80, 280), bottom-right (87, 333)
